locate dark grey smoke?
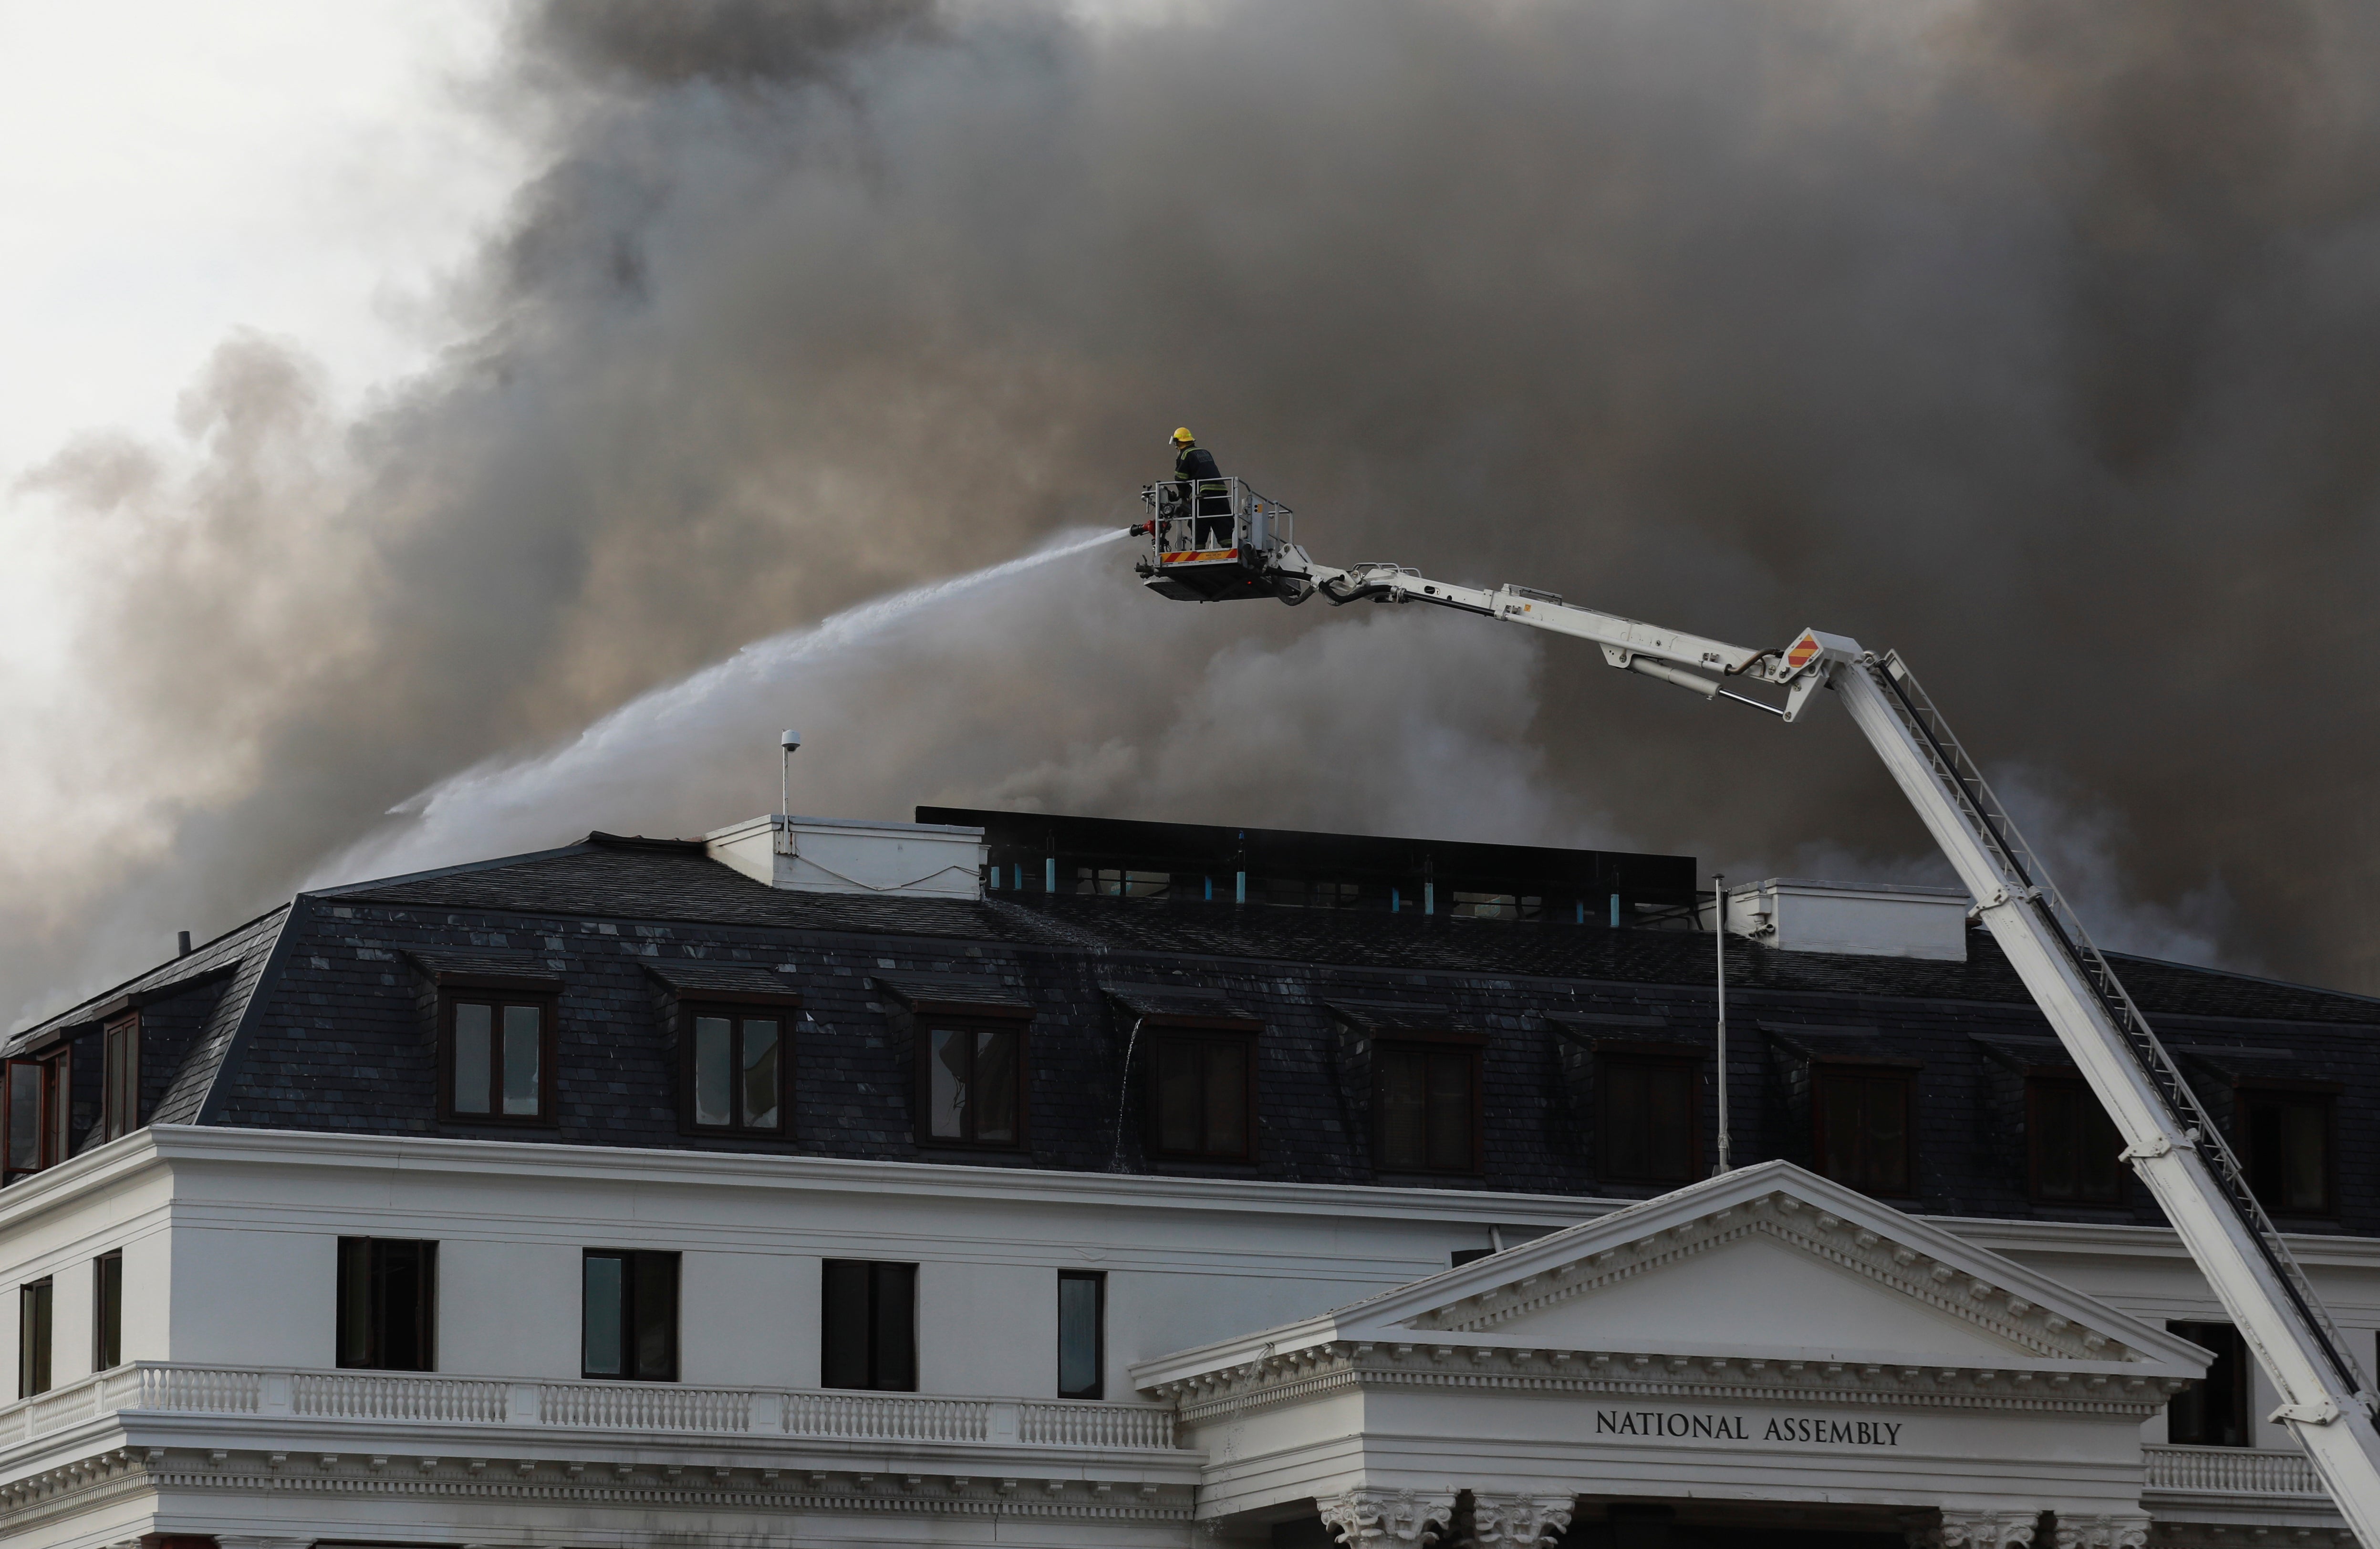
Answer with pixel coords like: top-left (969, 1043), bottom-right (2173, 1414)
top-left (11, 0), bottom-right (2380, 1024)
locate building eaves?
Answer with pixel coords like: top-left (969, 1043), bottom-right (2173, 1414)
top-left (169, 900), bottom-right (305, 1127)
top-left (6, 906), bottom-right (285, 1050)
top-left (304, 840), bottom-right (2380, 1027)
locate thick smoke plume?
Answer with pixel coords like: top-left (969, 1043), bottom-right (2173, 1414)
top-left (9, 0), bottom-right (2380, 1025)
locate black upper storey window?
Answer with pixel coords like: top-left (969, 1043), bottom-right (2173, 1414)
top-left (2169, 1320), bottom-right (2250, 1446)
top-left (823, 1259), bottom-right (916, 1392)
top-left (2239, 1083), bottom-right (2336, 1216)
top-left (1374, 1037), bottom-right (1481, 1175)
top-left (1812, 1064), bottom-right (1915, 1197)
top-left (1148, 1026), bottom-right (1257, 1163)
top-left (1598, 1052), bottom-right (1700, 1183)
top-left (583, 1249), bottom-right (677, 1382)
top-left (2028, 1075), bottom-right (2123, 1204)
top-left (339, 1237), bottom-right (437, 1372)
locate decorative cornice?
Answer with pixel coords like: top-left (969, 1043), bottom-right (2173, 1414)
top-left (1151, 1340), bottom-right (2177, 1425)
top-left (117, 1125), bottom-right (1610, 1229)
top-left (1415, 1193), bottom-right (2124, 1362)
top-left (0, 1445), bottom-right (1193, 1533)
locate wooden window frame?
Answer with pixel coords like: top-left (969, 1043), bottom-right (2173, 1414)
top-left (1057, 1268), bottom-right (1105, 1400)
top-left (914, 1014), bottom-right (1032, 1152)
top-left (100, 1013), bottom-right (140, 1144)
top-left (1594, 1043), bottom-right (1704, 1184)
top-left (581, 1248), bottom-right (679, 1383)
top-left (2235, 1078), bottom-right (2340, 1219)
top-left (3, 1048), bottom-right (71, 1184)
top-left (1371, 1030), bottom-right (1486, 1178)
top-left (437, 983), bottom-right (561, 1128)
top-left (677, 999), bottom-right (794, 1138)
top-left (1143, 1019), bottom-right (1260, 1164)
top-left (1808, 1058), bottom-right (1920, 1199)
top-left (2025, 1072), bottom-right (2126, 1205)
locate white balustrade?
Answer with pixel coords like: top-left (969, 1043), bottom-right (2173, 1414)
top-left (2144, 1444), bottom-right (2325, 1497)
top-left (538, 1382), bottom-right (754, 1434)
top-left (785, 1391), bottom-right (989, 1442)
top-left (293, 1372), bottom-right (507, 1424)
top-left (128, 1364), bottom-right (262, 1414)
top-left (0, 1362), bottom-right (1180, 1453)
top-left (1019, 1400), bottom-right (1174, 1449)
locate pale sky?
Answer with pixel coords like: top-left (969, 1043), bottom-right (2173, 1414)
top-left (0, 0), bottom-right (524, 655)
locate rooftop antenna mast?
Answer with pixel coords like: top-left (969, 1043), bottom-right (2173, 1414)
top-left (779, 729), bottom-right (801, 817)
top-left (1713, 873), bottom-right (1732, 1175)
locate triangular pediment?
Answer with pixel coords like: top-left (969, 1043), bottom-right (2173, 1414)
top-left (1463, 1228), bottom-right (2037, 1359)
top-left (1132, 1161), bottom-right (2212, 1394)
top-left (1366, 1161), bottom-right (2203, 1370)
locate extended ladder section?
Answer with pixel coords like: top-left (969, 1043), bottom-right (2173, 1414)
top-left (1832, 654), bottom-right (2380, 1549)
top-left (1144, 524), bottom-right (2380, 1541)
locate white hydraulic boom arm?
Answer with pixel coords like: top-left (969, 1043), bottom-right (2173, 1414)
top-left (1219, 540), bottom-right (2380, 1541)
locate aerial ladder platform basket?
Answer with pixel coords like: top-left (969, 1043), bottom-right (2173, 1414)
top-left (1135, 477), bottom-right (1304, 603)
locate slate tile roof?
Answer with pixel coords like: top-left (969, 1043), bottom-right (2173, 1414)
top-left (12, 835), bottom-right (2380, 1235)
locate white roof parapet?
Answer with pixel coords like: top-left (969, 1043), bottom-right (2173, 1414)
top-left (707, 813), bottom-right (987, 899)
top-left (1698, 876), bottom-right (1974, 961)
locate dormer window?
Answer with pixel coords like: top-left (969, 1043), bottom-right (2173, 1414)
top-left (447, 998), bottom-right (551, 1120)
top-left (2027, 1075), bottom-right (2122, 1204)
top-left (874, 977), bottom-right (1036, 1154)
top-left (100, 1013), bottom-right (140, 1144)
top-left (2240, 1082), bottom-right (2336, 1216)
top-left (925, 1021), bottom-right (1024, 1146)
top-left (1375, 1039), bottom-right (1482, 1175)
top-left (411, 954), bottom-right (568, 1129)
top-left (1598, 1050), bottom-right (1701, 1183)
top-left (683, 1007), bottom-right (786, 1135)
top-left (3, 1047), bottom-right (70, 1183)
top-left (1813, 1065), bottom-right (1915, 1197)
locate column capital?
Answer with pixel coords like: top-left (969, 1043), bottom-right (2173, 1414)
top-left (1319, 1488), bottom-right (1461, 1549)
top-left (1469, 1493), bottom-right (1579, 1549)
top-left (1938, 1511), bottom-right (2040, 1549)
top-left (2052, 1514), bottom-right (2150, 1549)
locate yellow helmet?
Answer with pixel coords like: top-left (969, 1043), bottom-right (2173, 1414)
top-left (1171, 426), bottom-right (1195, 446)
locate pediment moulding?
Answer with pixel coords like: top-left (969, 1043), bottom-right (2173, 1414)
top-left (1146, 1336), bottom-right (2183, 1425)
top-left (1408, 1191), bottom-right (2133, 1363)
